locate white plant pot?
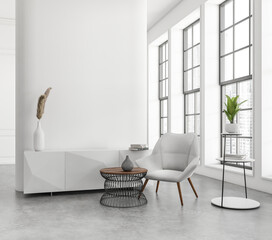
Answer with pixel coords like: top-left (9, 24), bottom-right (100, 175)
top-left (33, 120), bottom-right (45, 151)
top-left (225, 123), bottom-right (239, 133)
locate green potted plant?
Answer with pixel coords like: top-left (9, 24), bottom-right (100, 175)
top-left (224, 95), bottom-right (246, 133)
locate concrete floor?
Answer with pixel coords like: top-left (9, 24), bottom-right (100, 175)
top-left (0, 165), bottom-right (271, 240)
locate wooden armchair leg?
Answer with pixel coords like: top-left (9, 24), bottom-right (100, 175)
top-left (156, 181), bottom-right (160, 193)
top-left (177, 182), bottom-right (183, 206)
top-left (138, 179), bottom-right (149, 199)
top-left (188, 178), bottom-right (198, 198)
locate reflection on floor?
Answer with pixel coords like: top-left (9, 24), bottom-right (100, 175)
top-left (0, 165), bottom-right (271, 240)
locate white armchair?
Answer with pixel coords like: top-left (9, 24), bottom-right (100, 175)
top-left (136, 133), bottom-right (199, 206)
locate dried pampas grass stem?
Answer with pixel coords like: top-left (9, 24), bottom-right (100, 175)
top-left (36, 87), bottom-right (52, 120)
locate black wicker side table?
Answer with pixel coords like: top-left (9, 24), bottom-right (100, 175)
top-left (100, 167), bottom-right (148, 208)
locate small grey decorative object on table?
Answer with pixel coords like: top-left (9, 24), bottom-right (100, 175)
top-left (121, 155), bottom-right (134, 172)
top-left (211, 133), bottom-right (260, 210)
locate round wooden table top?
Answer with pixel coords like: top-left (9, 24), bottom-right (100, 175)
top-left (100, 167), bottom-right (147, 175)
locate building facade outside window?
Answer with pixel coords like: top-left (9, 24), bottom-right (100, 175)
top-left (158, 41), bottom-right (168, 136)
top-left (220, 0), bottom-right (253, 168)
top-left (183, 20), bottom-right (200, 137)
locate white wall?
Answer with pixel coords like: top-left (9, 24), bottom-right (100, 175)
top-left (0, 0), bottom-right (15, 164)
top-left (261, 0), bottom-right (272, 179)
top-left (200, 3), bottom-right (220, 166)
top-left (148, 0), bottom-right (272, 194)
top-left (169, 28), bottom-right (183, 134)
top-left (16, 0), bottom-right (147, 191)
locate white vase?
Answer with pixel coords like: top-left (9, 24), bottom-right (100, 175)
top-left (33, 120), bottom-right (45, 151)
top-left (225, 123), bottom-right (239, 133)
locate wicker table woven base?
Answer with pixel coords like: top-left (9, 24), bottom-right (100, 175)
top-left (100, 167), bottom-right (148, 208)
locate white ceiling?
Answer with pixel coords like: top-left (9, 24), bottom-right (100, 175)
top-left (147, 0), bottom-right (183, 30)
top-left (1, 0), bottom-right (181, 29)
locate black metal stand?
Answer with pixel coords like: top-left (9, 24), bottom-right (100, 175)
top-left (211, 133), bottom-right (260, 210)
top-left (221, 135), bottom-right (226, 206)
top-left (220, 134), bottom-right (248, 207)
top-left (243, 162), bottom-right (247, 198)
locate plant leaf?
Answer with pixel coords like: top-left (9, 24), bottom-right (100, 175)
top-left (238, 100), bottom-right (247, 106)
top-left (224, 110), bottom-right (233, 123)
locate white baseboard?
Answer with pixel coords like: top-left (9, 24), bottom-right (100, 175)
top-left (0, 157), bottom-right (15, 165)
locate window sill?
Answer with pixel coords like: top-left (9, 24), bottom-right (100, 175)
top-left (205, 162), bottom-right (254, 177)
top-left (261, 176), bottom-right (272, 182)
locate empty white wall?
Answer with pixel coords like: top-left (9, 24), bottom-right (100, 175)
top-left (0, 0), bottom-right (15, 164)
top-left (16, 0), bottom-right (147, 191)
top-left (200, 3), bottom-right (220, 166)
top-left (261, 0), bottom-right (272, 179)
top-left (169, 28), bottom-right (183, 134)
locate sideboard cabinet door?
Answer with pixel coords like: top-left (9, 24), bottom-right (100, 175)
top-left (24, 152), bottom-right (65, 194)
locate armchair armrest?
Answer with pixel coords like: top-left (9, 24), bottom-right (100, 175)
top-left (177, 157), bottom-right (199, 182)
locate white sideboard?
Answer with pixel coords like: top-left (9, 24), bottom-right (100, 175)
top-left (24, 149), bottom-right (151, 194)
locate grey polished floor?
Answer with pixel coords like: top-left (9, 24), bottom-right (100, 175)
top-left (0, 165), bottom-right (271, 240)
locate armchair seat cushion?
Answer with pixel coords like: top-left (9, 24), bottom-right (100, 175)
top-left (146, 170), bottom-right (182, 182)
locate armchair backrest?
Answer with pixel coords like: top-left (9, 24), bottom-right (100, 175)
top-left (152, 133), bottom-right (199, 171)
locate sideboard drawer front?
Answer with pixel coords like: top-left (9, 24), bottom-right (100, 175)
top-left (65, 152), bottom-right (114, 191)
top-left (24, 152), bottom-right (65, 194)
top-left (68, 150), bottom-right (120, 167)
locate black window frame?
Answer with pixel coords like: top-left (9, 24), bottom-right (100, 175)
top-left (219, 0), bottom-right (253, 170)
top-left (158, 41), bottom-right (168, 136)
top-left (183, 19), bottom-right (201, 136)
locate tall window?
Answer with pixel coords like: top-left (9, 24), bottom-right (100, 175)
top-left (220, 0), bottom-right (253, 165)
top-left (183, 20), bottom-right (200, 136)
top-left (158, 41), bottom-right (168, 136)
